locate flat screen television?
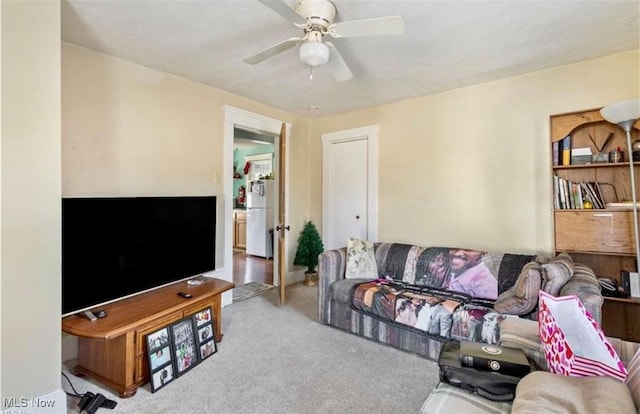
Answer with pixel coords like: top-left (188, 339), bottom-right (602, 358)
top-left (62, 195), bottom-right (216, 317)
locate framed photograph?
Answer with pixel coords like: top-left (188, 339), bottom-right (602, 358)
top-left (192, 306), bottom-right (218, 361)
top-left (193, 307), bottom-right (212, 327)
top-left (150, 363), bottom-right (174, 393)
top-left (199, 340), bottom-right (217, 360)
top-left (198, 324), bottom-right (214, 343)
top-left (146, 326), bottom-right (170, 352)
top-left (149, 345), bottom-right (172, 371)
top-left (170, 317), bottom-right (200, 376)
top-left (145, 326), bottom-right (175, 392)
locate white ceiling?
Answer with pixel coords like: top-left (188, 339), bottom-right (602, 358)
top-left (61, 0), bottom-right (640, 118)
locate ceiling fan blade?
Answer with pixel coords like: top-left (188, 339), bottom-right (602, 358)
top-left (325, 42), bottom-right (353, 82)
top-left (243, 37), bottom-right (301, 65)
top-left (257, 0), bottom-right (307, 26)
top-left (331, 16), bottom-right (404, 38)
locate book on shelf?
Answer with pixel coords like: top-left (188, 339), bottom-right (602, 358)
top-left (557, 176), bottom-right (566, 209)
top-left (583, 181), bottom-right (605, 209)
top-left (561, 136), bottom-right (571, 166)
top-left (622, 271), bottom-right (631, 297)
top-left (593, 182), bottom-right (606, 208)
top-left (561, 179), bottom-right (568, 209)
top-left (552, 176), bottom-right (607, 210)
top-left (553, 175), bottom-right (560, 209)
top-left (552, 141), bottom-right (560, 167)
top-left (585, 182), bottom-right (597, 208)
top-left (580, 182), bottom-right (598, 208)
top-left (574, 182), bottom-right (583, 209)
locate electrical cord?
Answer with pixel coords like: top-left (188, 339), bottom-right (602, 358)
top-left (61, 371), bottom-right (118, 412)
top-left (61, 371), bottom-right (83, 398)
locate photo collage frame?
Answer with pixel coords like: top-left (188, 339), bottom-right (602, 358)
top-left (193, 307), bottom-right (218, 360)
top-left (146, 306), bottom-right (217, 392)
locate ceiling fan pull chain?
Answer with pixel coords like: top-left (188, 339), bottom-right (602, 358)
top-left (309, 65), bottom-right (313, 80)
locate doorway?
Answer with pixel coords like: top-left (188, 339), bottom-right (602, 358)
top-left (223, 106), bottom-right (290, 307)
top-left (322, 125), bottom-right (379, 249)
top-left (232, 127), bottom-right (275, 287)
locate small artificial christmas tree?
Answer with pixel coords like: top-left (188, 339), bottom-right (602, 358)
top-left (293, 221), bottom-right (324, 285)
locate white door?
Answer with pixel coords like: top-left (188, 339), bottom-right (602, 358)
top-left (322, 125), bottom-right (378, 250)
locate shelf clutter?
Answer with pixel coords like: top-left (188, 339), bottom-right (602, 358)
top-left (553, 176), bottom-right (606, 209)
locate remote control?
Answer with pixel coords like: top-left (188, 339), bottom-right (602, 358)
top-left (177, 292), bottom-right (192, 298)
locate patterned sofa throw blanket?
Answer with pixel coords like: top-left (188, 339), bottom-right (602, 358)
top-left (377, 245), bottom-right (534, 300)
top-left (351, 279), bottom-right (505, 343)
top-left (348, 245), bottom-right (540, 343)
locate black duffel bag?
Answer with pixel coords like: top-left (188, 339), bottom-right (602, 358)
top-left (437, 340), bottom-right (528, 402)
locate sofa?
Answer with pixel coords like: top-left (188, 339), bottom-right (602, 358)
top-left (420, 317), bottom-right (640, 413)
top-left (318, 241), bottom-right (602, 362)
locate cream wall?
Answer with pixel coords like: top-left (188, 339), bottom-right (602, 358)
top-left (62, 42), bottom-right (307, 273)
top-left (308, 49), bottom-right (640, 255)
top-left (1, 0), bottom-right (65, 410)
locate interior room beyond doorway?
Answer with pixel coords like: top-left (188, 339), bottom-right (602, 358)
top-left (232, 126), bottom-right (276, 287)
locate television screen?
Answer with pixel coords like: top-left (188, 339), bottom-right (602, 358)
top-left (62, 196), bottom-right (216, 316)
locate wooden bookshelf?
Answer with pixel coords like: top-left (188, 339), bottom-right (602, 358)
top-left (550, 108), bottom-right (640, 341)
top-left (62, 277), bottom-right (234, 397)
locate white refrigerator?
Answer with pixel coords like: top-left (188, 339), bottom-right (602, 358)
top-left (246, 179), bottom-right (275, 259)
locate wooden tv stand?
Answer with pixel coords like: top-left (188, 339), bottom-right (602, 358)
top-left (62, 277), bottom-right (234, 398)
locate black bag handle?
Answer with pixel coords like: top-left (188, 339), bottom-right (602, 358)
top-left (476, 387), bottom-right (514, 402)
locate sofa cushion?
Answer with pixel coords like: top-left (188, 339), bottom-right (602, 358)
top-left (625, 346), bottom-right (640, 412)
top-left (560, 262), bottom-right (603, 325)
top-left (494, 261), bottom-right (542, 315)
top-left (540, 252), bottom-right (574, 296)
top-left (330, 278), bottom-right (368, 305)
top-left (496, 253), bottom-right (537, 294)
top-left (345, 237), bottom-right (378, 279)
top-left (420, 382), bottom-right (512, 414)
top-left (513, 371), bottom-right (636, 413)
top-left (498, 317), bottom-right (547, 371)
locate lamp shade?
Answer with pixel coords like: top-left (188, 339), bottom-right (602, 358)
top-left (299, 42), bottom-right (330, 66)
top-left (600, 98), bottom-right (640, 131)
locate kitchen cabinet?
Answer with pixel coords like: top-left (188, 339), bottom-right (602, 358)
top-left (234, 210), bottom-right (247, 249)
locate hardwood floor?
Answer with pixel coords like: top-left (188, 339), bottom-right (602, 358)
top-left (232, 250), bottom-right (273, 286)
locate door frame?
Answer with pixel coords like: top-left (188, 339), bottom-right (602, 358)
top-left (321, 125), bottom-right (379, 247)
top-left (223, 105), bottom-right (291, 306)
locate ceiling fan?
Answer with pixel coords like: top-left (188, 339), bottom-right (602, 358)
top-left (243, 0), bottom-right (405, 82)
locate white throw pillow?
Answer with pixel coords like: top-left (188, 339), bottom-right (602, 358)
top-left (345, 237), bottom-right (378, 279)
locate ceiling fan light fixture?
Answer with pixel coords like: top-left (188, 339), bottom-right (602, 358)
top-left (299, 41), bottom-right (329, 66)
